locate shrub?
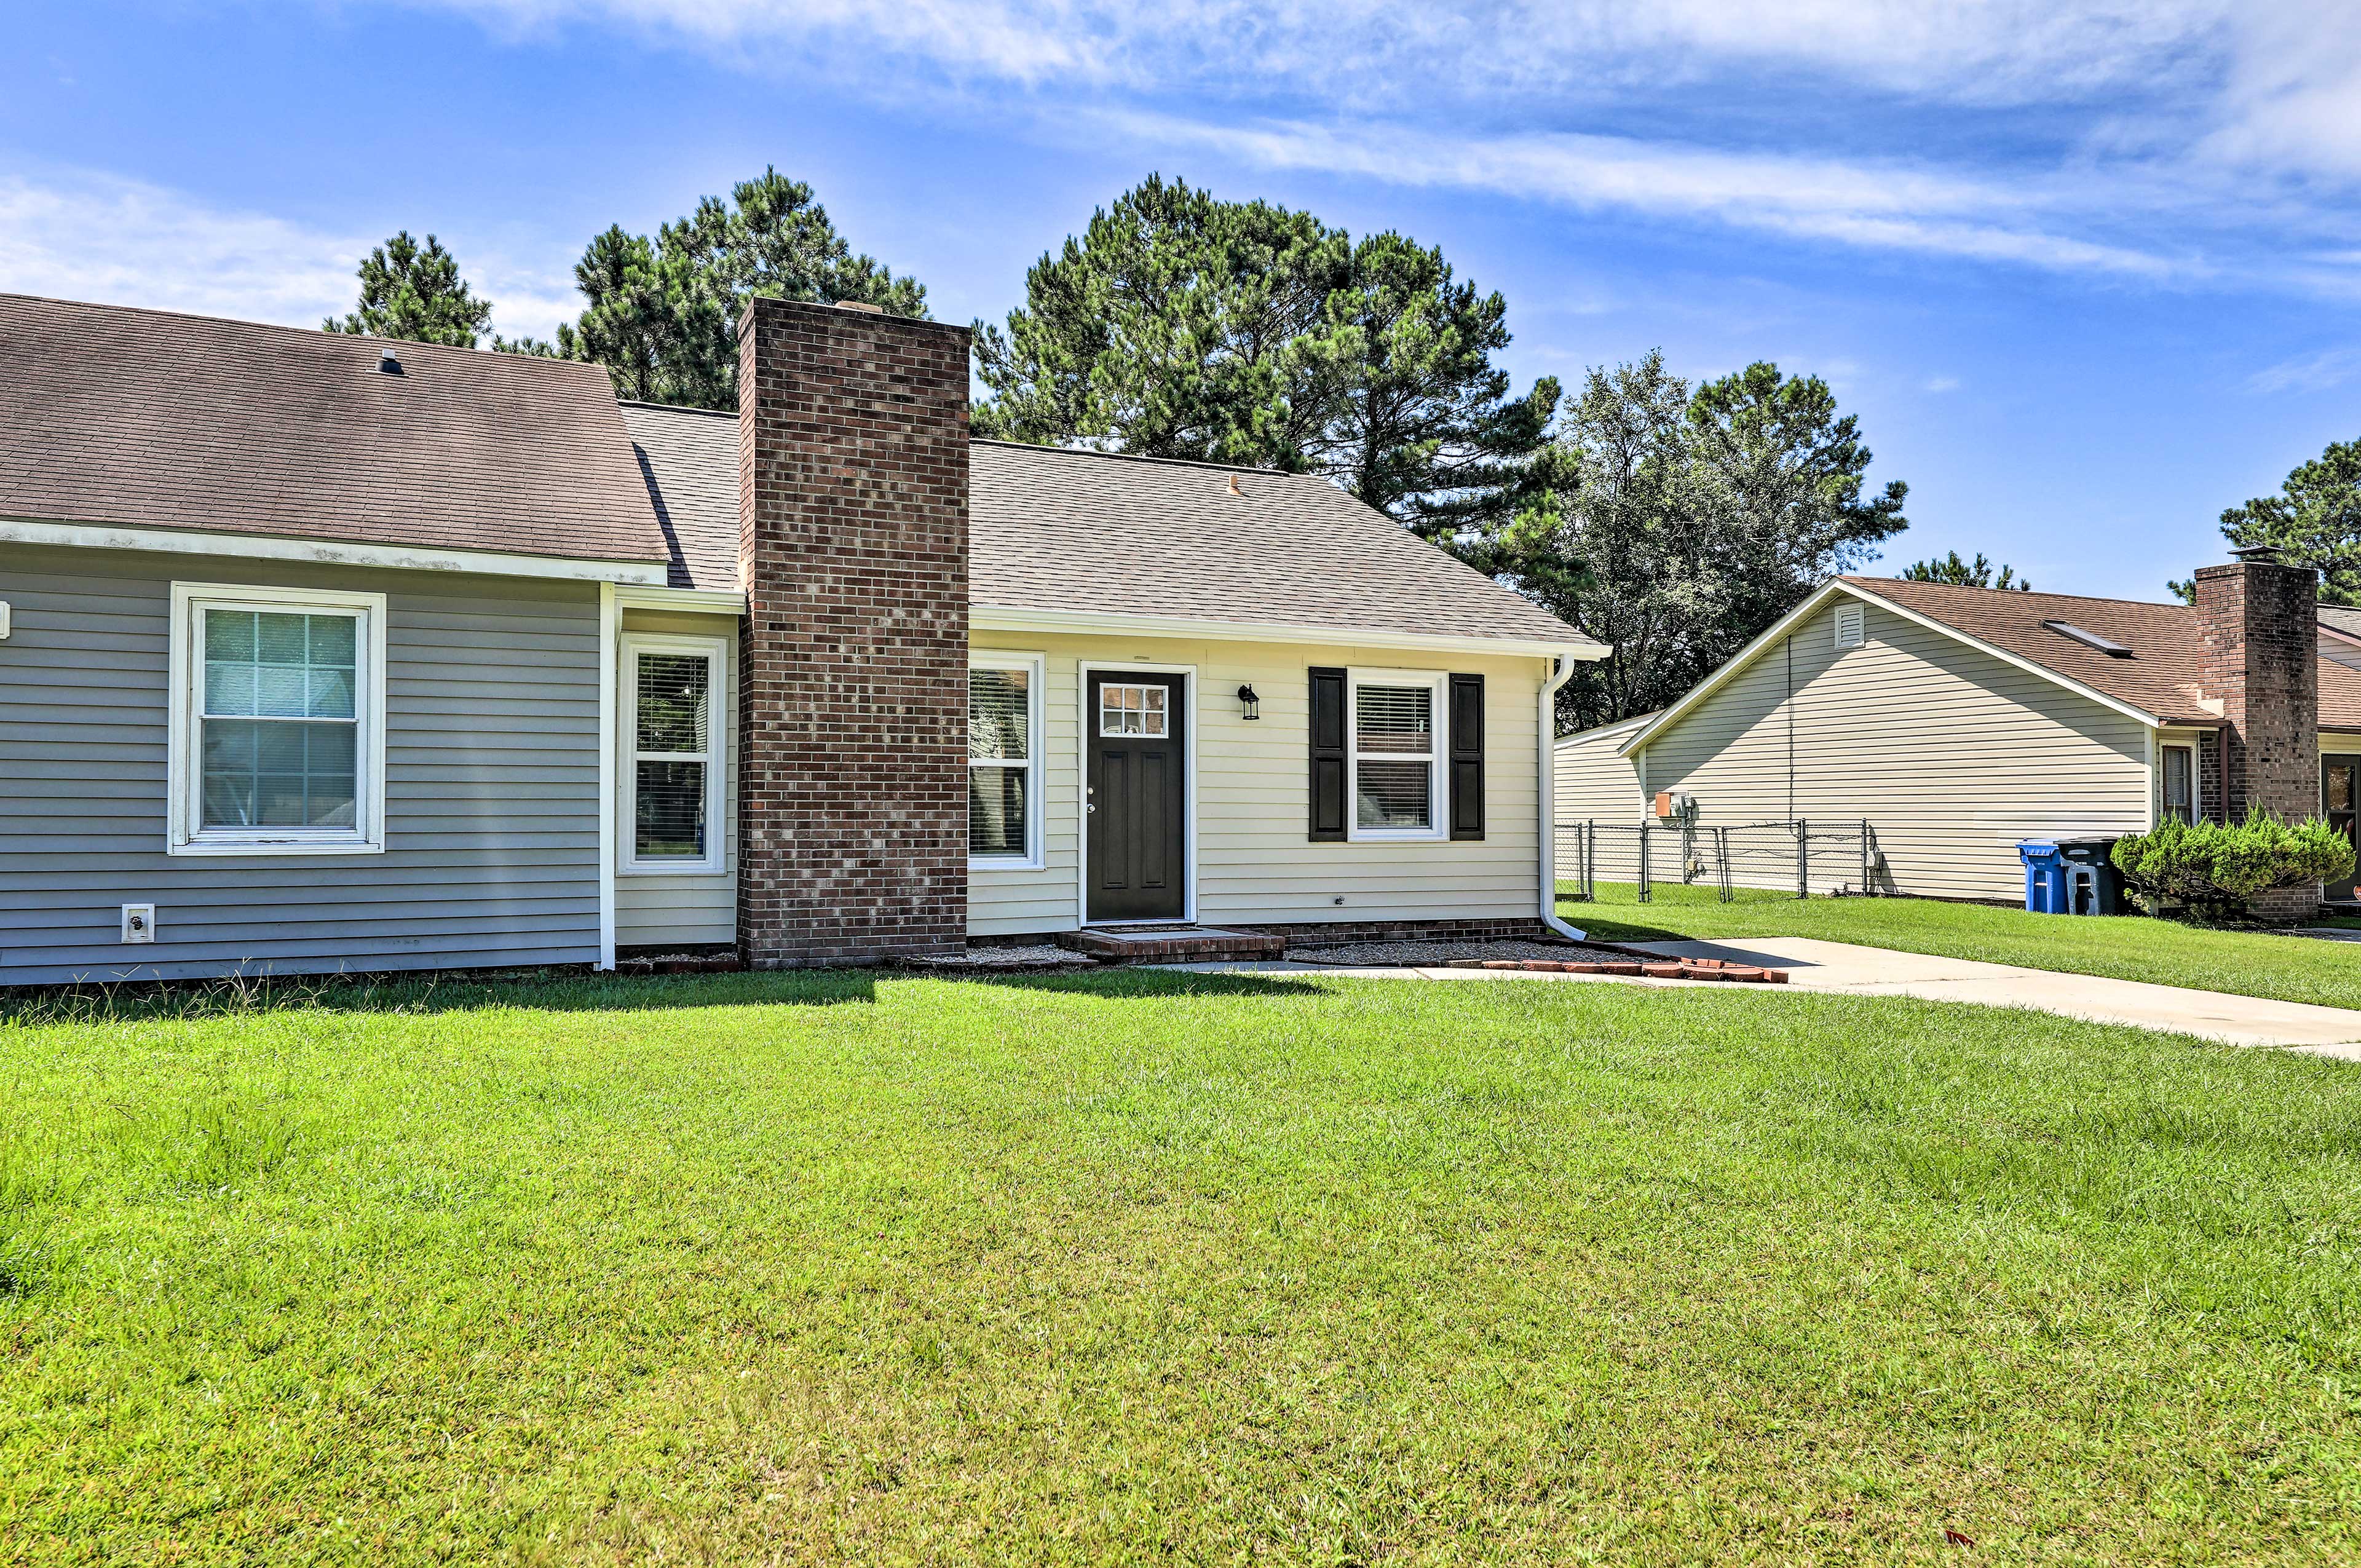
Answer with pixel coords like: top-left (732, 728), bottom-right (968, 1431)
top-left (2111, 809), bottom-right (2355, 922)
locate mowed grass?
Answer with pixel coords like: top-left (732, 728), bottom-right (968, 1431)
top-left (5, 969), bottom-right (2361, 1564)
top-left (1564, 880), bottom-right (2361, 1013)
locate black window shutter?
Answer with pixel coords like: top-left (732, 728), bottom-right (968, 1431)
top-left (1308, 667), bottom-right (1347, 841)
top-left (1449, 673), bottom-right (1485, 840)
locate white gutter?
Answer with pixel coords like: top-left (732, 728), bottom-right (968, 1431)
top-left (973, 603), bottom-right (1610, 663)
top-left (1, 515), bottom-right (670, 586)
top-left (1538, 654), bottom-right (1588, 943)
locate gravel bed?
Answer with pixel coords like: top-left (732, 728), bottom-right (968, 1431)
top-left (1286, 938), bottom-right (1639, 967)
top-left (906, 943), bottom-right (1097, 970)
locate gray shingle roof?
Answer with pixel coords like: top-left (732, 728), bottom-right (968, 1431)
top-left (618, 402), bottom-right (740, 590)
top-left (0, 292), bottom-right (665, 565)
top-left (624, 417), bottom-right (1592, 646)
top-left (968, 442), bottom-right (1593, 647)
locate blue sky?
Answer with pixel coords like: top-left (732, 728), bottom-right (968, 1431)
top-left (6, 1), bottom-right (2358, 600)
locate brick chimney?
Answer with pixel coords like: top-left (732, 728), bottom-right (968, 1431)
top-left (2194, 547), bottom-right (2320, 921)
top-left (735, 297), bottom-right (970, 965)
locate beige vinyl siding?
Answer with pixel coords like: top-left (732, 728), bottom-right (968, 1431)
top-left (1634, 595), bottom-right (2152, 901)
top-left (1553, 724), bottom-right (1649, 827)
top-left (614, 608), bottom-right (738, 948)
top-left (968, 630), bottom-right (1550, 935)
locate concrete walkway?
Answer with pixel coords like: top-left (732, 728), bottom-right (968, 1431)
top-left (1162, 936), bottom-right (2361, 1059)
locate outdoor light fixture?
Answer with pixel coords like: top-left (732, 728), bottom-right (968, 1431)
top-left (1237, 683), bottom-right (1260, 720)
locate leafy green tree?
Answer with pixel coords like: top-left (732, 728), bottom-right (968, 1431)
top-left (325, 231), bottom-right (493, 347)
top-left (1902, 550), bottom-right (2030, 590)
top-left (2210, 437), bottom-right (2361, 604)
top-left (553, 169), bottom-right (926, 409)
top-left (973, 176), bottom-right (1556, 529)
top-left (1474, 353), bottom-right (1909, 732)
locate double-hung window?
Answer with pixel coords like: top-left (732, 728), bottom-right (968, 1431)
top-left (168, 582), bottom-right (385, 854)
top-left (1348, 669), bottom-right (1446, 840)
top-left (970, 653), bottom-right (1044, 868)
top-left (2161, 744), bottom-right (2196, 824)
top-left (622, 633), bottom-right (728, 874)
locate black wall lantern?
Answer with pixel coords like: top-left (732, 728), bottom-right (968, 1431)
top-left (1236, 683), bottom-right (1260, 721)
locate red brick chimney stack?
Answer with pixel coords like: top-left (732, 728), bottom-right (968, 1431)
top-left (2194, 546), bottom-right (2319, 921)
top-left (734, 297), bottom-right (971, 965)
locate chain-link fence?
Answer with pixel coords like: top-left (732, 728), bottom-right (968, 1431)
top-left (1557, 820), bottom-right (1880, 903)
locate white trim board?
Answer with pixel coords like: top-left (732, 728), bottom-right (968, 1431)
top-left (614, 584), bottom-right (748, 615)
top-left (597, 584), bottom-right (619, 970)
top-left (974, 604), bottom-right (1605, 664)
top-left (1617, 580), bottom-right (2165, 759)
top-left (1075, 660), bottom-right (1200, 928)
top-left (2, 515), bottom-right (669, 586)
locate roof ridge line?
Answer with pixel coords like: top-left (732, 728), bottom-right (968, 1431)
top-left (1851, 575), bottom-right (2191, 611)
top-left (971, 438), bottom-right (1324, 480)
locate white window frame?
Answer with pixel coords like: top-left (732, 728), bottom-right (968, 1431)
top-left (1346, 667), bottom-right (1449, 844)
top-left (167, 581), bottom-right (387, 856)
top-left (970, 650), bottom-right (1047, 872)
top-left (2160, 739), bottom-right (2200, 825)
top-left (619, 631), bottom-right (730, 876)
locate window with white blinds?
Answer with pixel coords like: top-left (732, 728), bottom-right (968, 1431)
top-left (621, 634), bottom-right (727, 874)
top-left (970, 655), bottom-right (1043, 865)
top-left (1349, 671), bottom-right (1445, 837)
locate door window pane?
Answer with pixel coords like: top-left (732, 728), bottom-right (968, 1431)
top-left (1098, 682), bottom-right (1167, 737)
top-left (2331, 764), bottom-right (2355, 816)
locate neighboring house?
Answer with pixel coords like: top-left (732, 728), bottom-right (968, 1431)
top-left (1554, 560), bottom-right (2361, 916)
top-left (0, 293), bottom-right (1606, 984)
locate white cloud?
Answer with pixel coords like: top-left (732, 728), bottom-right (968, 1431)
top-left (0, 170), bottom-right (580, 344)
top-left (2245, 346), bottom-right (2361, 395)
top-left (1105, 113), bottom-right (2187, 279)
top-left (1924, 376), bottom-right (1961, 393)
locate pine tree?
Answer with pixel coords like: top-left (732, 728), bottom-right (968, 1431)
top-left (325, 232), bottom-right (494, 348)
top-left (1902, 550), bottom-right (2031, 590)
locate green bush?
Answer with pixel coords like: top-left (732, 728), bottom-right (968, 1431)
top-left (2111, 809), bottom-right (2355, 922)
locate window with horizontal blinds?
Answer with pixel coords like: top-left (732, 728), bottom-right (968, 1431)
top-left (1353, 679), bottom-right (1438, 833)
top-left (631, 651), bottom-right (716, 863)
top-left (970, 663), bottom-right (1038, 860)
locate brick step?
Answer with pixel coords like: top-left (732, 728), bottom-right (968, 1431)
top-left (1057, 927), bottom-right (1289, 964)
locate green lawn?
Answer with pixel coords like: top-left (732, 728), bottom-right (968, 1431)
top-left (6, 970), bottom-right (2361, 1562)
top-left (1564, 881), bottom-right (2361, 1012)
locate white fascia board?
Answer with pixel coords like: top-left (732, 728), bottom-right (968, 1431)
top-left (971, 603), bottom-right (1607, 664)
top-left (1615, 580), bottom-right (2164, 758)
top-left (614, 584), bottom-right (748, 614)
top-left (0, 515), bottom-right (669, 586)
top-left (1554, 714), bottom-right (1653, 751)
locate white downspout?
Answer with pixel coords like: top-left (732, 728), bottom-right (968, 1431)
top-left (1538, 653), bottom-right (1587, 942)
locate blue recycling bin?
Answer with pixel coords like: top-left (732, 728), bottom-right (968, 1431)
top-left (2018, 841), bottom-right (2068, 914)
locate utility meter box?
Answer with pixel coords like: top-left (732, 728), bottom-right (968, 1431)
top-left (1654, 790), bottom-right (1698, 824)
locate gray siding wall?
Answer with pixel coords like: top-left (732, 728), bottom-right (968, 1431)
top-left (0, 545), bottom-right (601, 984)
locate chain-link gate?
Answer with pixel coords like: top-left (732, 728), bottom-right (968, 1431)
top-left (1558, 819), bottom-right (1879, 903)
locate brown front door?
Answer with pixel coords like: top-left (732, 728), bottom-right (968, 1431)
top-left (2327, 756), bottom-right (2360, 901)
top-left (1087, 673), bottom-right (1187, 922)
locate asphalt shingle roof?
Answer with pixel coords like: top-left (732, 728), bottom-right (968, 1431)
top-left (1844, 576), bottom-right (2361, 731)
top-left (617, 402), bottom-right (739, 591)
top-left (0, 293), bottom-right (665, 565)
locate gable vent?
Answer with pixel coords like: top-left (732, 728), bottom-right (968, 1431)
top-left (1833, 603), bottom-right (1865, 649)
top-left (2043, 620), bottom-right (2133, 657)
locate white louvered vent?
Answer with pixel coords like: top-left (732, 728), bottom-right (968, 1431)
top-left (1833, 603), bottom-right (1865, 649)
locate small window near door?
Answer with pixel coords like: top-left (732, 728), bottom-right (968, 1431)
top-left (2162, 745), bottom-right (2194, 823)
top-left (1099, 682), bottom-right (1168, 737)
top-left (623, 636), bottom-right (726, 873)
top-left (971, 655), bottom-right (1043, 865)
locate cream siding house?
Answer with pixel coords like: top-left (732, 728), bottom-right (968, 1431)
top-left (1556, 566), bottom-right (2361, 906)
